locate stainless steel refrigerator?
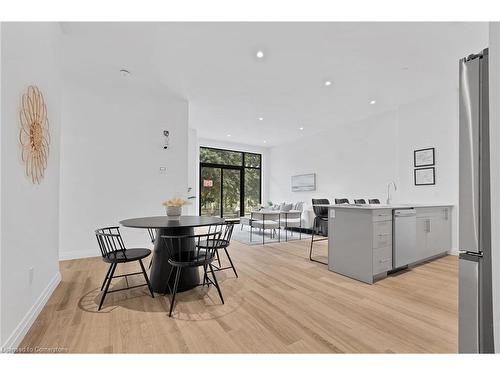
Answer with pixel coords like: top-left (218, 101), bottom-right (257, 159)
top-left (459, 48), bottom-right (495, 353)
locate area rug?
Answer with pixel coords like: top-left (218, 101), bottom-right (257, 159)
top-left (231, 225), bottom-right (312, 245)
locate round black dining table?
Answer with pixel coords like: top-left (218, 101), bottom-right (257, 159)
top-left (119, 216), bottom-right (225, 294)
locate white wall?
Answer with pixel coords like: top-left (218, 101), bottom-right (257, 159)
top-left (268, 91), bottom-right (459, 251)
top-left (397, 91), bottom-right (460, 252)
top-left (488, 21), bottom-right (500, 353)
top-left (269, 110), bottom-right (399, 208)
top-left (58, 78), bottom-right (189, 260)
top-left (186, 128), bottom-right (199, 215)
top-left (1, 22), bottom-right (62, 349)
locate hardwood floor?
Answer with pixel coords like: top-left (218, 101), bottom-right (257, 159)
top-left (19, 237), bottom-right (458, 353)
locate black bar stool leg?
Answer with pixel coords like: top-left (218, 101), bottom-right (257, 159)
top-left (169, 267), bottom-right (181, 317)
top-left (209, 264), bottom-right (224, 304)
top-left (309, 217), bottom-right (317, 261)
top-left (101, 263), bottom-right (113, 291)
top-left (99, 263), bottom-right (117, 311)
top-left (139, 259), bottom-right (154, 298)
top-left (223, 247), bottom-right (238, 277)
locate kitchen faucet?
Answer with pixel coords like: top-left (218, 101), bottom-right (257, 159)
top-left (386, 181), bottom-right (397, 205)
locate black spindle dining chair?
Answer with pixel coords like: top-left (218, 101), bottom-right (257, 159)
top-left (310, 199), bottom-right (330, 265)
top-left (161, 231), bottom-right (224, 317)
top-left (200, 223), bottom-right (237, 277)
top-left (354, 199), bottom-right (367, 204)
top-left (369, 199), bottom-right (381, 204)
top-left (147, 228), bottom-right (157, 269)
top-left (95, 227), bottom-right (154, 311)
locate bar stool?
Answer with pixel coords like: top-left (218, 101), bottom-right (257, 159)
top-left (334, 198), bottom-right (349, 204)
top-left (354, 199), bottom-right (367, 204)
top-left (310, 199), bottom-right (330, 265)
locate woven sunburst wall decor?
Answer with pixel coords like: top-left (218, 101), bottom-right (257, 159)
top-left (19, 85), bottom-right (50, 184)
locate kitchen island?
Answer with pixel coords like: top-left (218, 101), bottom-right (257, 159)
top-left (324, 204), bottom-right (453, 284)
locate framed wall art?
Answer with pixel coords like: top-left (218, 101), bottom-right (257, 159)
top-left (414, 147), bottom-right (435, 167)
top-left (414, 167), bottom-right (435, 186)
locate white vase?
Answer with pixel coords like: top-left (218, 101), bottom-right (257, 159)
top-left (166, 205), bottom-right (182, 219)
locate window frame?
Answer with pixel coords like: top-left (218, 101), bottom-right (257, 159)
top-left (199, 146), bottom-right (262, 218)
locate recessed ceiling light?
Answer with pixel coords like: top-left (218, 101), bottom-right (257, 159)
top-left (258, 117), bottom-right (264, 121)
top-left (299, 127), bottom-right (304, 130)
top-left (370, 100), bottom-right (376, 105)
top-left (119, 69), bottom-right (131, 77)
top-left (324, 80), bottom-right (332, 86)
top-left (256, 50), bottom-right (264, 59)
top-left (227, 134), bottom-right (232, 137)
top-left (263, 140), bottom-right (267, 144)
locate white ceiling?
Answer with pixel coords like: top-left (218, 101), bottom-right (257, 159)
top-left (61, 22), bottom-right (488, 147)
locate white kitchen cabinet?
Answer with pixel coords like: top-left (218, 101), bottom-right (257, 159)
top-left (415, 207), bottom-right (452, 261)
top-left (327, 204), bottom-right (453, 284)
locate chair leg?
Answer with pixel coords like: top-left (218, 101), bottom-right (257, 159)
top-left (223, 247), bottom-right (238, 277)
top-left (99, 263), bottom-right (117, 311)
top-left (209, 264), bottom-right (224, 304)
top-left (100, 263), bottom-right (113, 291)
top-left (309, 217), bottom-right (328, 265)
top-left (169, 267), bottom-right (182, 317)
top-left (309, 217), bottom-right (317, 261)
top-left (148, 258), bottom-right (152, 270)
top-left (202, 264), bottom-right (209, 287)
top-left (215, 249), bottom-right (221, 267)
top-left (139, 259), bottom-right (154, 298)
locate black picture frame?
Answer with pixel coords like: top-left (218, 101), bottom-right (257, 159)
top-left (414, 167), bottom-right (435, 186)
top-left (414, 147), bottom-right (435, 167)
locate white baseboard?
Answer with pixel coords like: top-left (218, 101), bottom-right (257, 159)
top-left (59, 249), bottom-right (99, 261)
top-left (1, 271), bottom-right (61, 352)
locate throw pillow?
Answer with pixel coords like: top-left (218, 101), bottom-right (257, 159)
top-left (294, 202), bottom-right (304, 211)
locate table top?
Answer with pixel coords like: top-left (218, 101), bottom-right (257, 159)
top-left (120, 215), bottom-right (225, 229)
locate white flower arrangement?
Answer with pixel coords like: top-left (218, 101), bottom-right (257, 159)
top-left (162, 197), bottom-right (191, 207)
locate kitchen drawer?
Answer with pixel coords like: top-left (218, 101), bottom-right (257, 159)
top-left (373, 221), bottom-right (392, 248)
top-left (373, 246), bottom-right (392, 274)
top-left (372, 209), bottom-right (393, 222)
top-left (373, 220), bottom-right (392, 235)
top-left (373, 234), bottom-right (392, 249)
top-left (416, 207), bottom-right (450, 220)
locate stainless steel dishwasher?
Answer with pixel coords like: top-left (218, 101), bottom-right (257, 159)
top-left (393, 208), bottom-right (417, 268)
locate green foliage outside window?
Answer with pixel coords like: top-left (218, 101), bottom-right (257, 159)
top-left (200, 147), bottom-right (261, 218)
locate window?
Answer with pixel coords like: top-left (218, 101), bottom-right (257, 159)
top-left (199, 147), bottom-right (262, 218)
top-left (200, 147), bottom-right (243, 166)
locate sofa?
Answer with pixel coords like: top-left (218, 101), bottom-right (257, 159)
top-left (240, 201), bottom-right (316, 231)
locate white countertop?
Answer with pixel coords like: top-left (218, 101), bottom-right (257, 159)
top-left (316, 203), bottom-right (453, 210)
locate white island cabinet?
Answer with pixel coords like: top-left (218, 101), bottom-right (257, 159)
top-left (326, 204), bottom-right (452, 284)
